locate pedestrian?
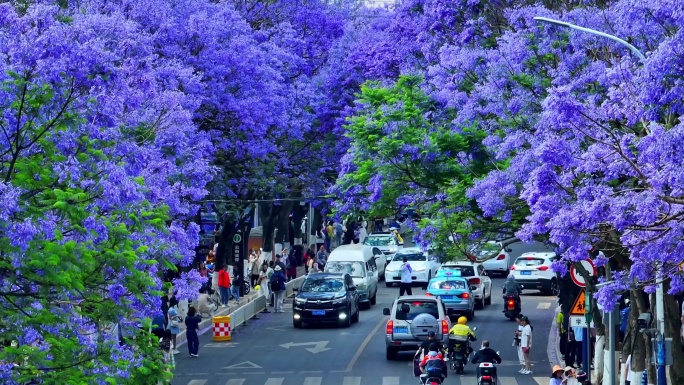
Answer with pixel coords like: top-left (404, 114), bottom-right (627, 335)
top-left (159, 329), bottom-right (174, 368)
top-left (335, 222), bottom-right (344, 248)
top-left (166, 306), bottom-right (181, 355)
top-left (623, 354), bottom-right (632, 385)
top-left (399, 256), bottom-right (413, 296)
top-left (185, 306), bottom-right (201, 357)
top-left (514, 314), bottom-right (525, 372)
top-left (258, 263), bottom-right (270, 313)
top-left (550, 365), bottom-right (564, 385)
top-left (520, 316), bottom-right (533, 374)
top-left (620, 300), bottom-right (630, 350)
top-left (161, 290), bottom-right (178, 329)
top-left (316, 245), bottom-right (327, 270)
top-left (270, 265), bottom-right (287, 313)
top-left (267, 261), bottom-right (275, 307)
top-left (217, 266), bottom-right (231, 307)
top-left (565, 326), bottom-right (577, 368)
top-left (572, 324), bottom-right (584, 369)
top-left (359, 224), bottom-right (368, 244)
top-left (231, 269), bottom-right (241, 306)
top-left (275, 253), bottom-right (286, 271)
top-left (555, 301), bottom-right (566, 359)
top-left (564, 366), bottom-right (579, 385)
top-left (250, 253), bottom-right (260, 287)
top-left (286, 248), bottom-right (298, 281)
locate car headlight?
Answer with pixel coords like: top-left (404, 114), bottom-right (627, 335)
top-left (414, 266), bottom-right (426, 272)
top-left (357, 283), bottom-right (368, 290)
top-left (295, 298), bottom-right (307, 305)
top-left (389, 247), bottom-right (397, 253)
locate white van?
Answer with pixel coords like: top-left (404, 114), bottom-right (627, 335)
top-left (324, 244), bottom-right (384, 308)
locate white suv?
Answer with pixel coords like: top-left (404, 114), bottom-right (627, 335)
top-left (510, 252), bottom-right (559, 295)
top-left (437, 261), bottom-right (492, 309)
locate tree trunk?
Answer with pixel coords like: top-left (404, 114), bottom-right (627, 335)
top-left (215, 216), bottom-right (237, 271)
top-left (260, 202), bottom-right (280, 262)
top-left (664, 281), bottom-right (684, 384)
top-left (274, 200), bottom-right (294, 253)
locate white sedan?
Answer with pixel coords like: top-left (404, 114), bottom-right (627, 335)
top-left (477, 241), bottom-right (512, 277)
top-left (384, 247), bottom-right (440, 287)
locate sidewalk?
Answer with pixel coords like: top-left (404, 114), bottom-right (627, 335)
top-left (175, 265), bottom-right (307, 347)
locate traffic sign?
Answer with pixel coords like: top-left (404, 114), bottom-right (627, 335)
top-left (570, 290), bottom-right (586, 315)
top-left (570, 259), bottom-right (596, 287)
top-left (570, 315), bottom-right (587, 328)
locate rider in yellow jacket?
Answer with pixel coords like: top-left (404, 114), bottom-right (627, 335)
top-left (448, 316), bottom-right (476, 356)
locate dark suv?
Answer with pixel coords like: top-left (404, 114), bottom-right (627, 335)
top-left (293, 273), bottom-right (360, 328)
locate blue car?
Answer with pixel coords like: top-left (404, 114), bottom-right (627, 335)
top-left (425, 271), bottom-right (475, 320)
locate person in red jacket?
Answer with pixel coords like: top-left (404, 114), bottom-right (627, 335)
top-left (217, 267), bottom-right (231, 307)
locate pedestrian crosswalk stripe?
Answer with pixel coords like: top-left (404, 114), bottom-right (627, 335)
top-left (342, 377), bottom-right (361, 385)
top-left (187, 381), bottom-right (207, 385)
top-left (534, 377), bottom-right (548, 385)
top-left (537, 302), bottom-right (551, 309)
top-left (499, 376), bottom-right (518, 385)
top-left (381, 376), bottom-right (399, 385)
top-left (264, 378), bottom-right (284, 385)
top-left (225, 380), bottom-right (245, 385)
top-left (303, 377), bottom-right (322, 385)
top-left (459, 376), bottom-right (477, 385)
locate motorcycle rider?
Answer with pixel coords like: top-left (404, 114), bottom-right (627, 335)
top-left (503, 274), bottom-right (522, 312)
top-left (448, 316), bottom-right (477, 360)
top-left (419, 343), bottom-right (448, 384)
top-left (415, 331), bottom-right (446, 359)
top-left (471, 340), bottom-right (502, 380)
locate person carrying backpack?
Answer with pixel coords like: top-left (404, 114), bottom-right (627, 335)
top-left (419, 343), bottom-right (447, 384)
top-left (270, 265), bottom-right (287, 313)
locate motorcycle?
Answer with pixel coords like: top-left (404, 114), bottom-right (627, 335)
top-left (447, 326), bottom-right (477, 374)
top-left (501, 285), bottom-right (521, 320)
top-left (476, 355), bottom-right (500, 385)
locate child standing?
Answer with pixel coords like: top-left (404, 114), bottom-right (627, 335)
top-left (185, 306), bottom-right (202, 357)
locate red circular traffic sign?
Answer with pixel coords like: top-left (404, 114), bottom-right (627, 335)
top-left (570, 259), bottom-right (596, 287)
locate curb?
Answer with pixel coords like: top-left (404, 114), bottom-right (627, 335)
top-left (175, 275), bottom-right (305, 347)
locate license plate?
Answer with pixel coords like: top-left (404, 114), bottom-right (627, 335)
top-left (455, 355), bottom-right (462, 359)
top-left (521, 271), bottom-right (532, 275)
top-left (312, 310), bottom-right (325, 315)
top-left (394, 327), bottom-right (408, 334)
top-left (441, 295), bottom-right (454, 299)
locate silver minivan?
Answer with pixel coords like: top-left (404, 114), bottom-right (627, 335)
top-left (324, 244), bottom-right (382, 308)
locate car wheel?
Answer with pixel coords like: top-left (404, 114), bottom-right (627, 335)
top-left (370, 290), bottom-right (377, 305)
top-left (476, 291), bottom-right (485, 310)
top-left (352, 305), bottom-right (360, 323)
top-left (293, 319), bottom-right (303, 329)
top-left (386, 347), bottom-right (398, 360)
top-left (467, 310), bottom-right (474, 321)
top-left (551, 278), bottom-right (559, 296)
top-left (484, 289), bottom-right (491, 306)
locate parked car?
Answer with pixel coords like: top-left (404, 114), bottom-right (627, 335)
top-left (425, 271), bottom-right (475, 320)
top-left (384, 247), bottom-right (440, 288)
top-left (292, 273), bottom-right (360, 328)
top-left (437, 261), bottom-right (492, 309)
top-left (475, 241), bottom-right (512, 277)
top-left (510, 252), bottom-right (559, 295)
top-left (383, 295), bottom-right (453, 359)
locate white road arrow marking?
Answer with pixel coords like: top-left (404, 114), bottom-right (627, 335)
top-left (279, 341), bottom-right (331, 354)
top-left (223, 361), bottom-right (262, 369)
top-left (204, 342), bottom-right (240, 348)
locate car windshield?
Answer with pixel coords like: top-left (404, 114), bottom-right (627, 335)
top-left (300, 278), bottom-right (345, 293)
top-left (393, 253), bottom-right (425, 262)
top-left (515, 257), bottom-right (544, 266)
top-left (395, 300), bottom-right (439, 321)
top-left (364, 236), bottom-right (394, 246)
top-left (440, 266), bottom-right (475, 277)
top-left (428, 279), bottom-right (467, 290)
top-left (325, 262), bottom-right (366, 278)
top-left (473, 243), bottom-right (500, 257)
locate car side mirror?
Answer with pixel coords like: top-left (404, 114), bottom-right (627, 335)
top-left (383, 308), bottom-right (391, 316)
top-left (447, 308), bottom-right (455, 316)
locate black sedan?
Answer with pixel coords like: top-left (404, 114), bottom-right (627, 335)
top-left (292, 273), bottom-right (360, 328)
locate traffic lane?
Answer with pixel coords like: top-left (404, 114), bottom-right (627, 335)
top-left (171, 298), bottom-right (390, 382)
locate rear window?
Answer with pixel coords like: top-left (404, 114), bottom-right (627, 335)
top-left (364, 236), bottom-right (394, 246)
top-left (515, 257), bottom-right (545, 266)
top-left (440, 266), bottom-right (474, 277)
top-left (393, 252), bottom-right (426, 262)
top-left (395, 301), bottom-right (439, 320)
top-left (428, 279), bottom-right (467, 290)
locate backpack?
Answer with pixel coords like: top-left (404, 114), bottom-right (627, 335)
top-left (270, 272), bottom-right (285, 291)
top-left (424, 358), bottom-right (444, 377)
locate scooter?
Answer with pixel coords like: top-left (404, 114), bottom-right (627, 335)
top-left (476, 357), bottom-right (500, 385)
top-left (501, 285), bottom-right (521, 320)
top-left (447, 327), bottom-right (477, 374)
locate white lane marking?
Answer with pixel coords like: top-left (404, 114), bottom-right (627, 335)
top-left (534, 377), bottom-right (549, 385)
top-left (537, 302), bottom-right (551, 309)
top-left (264, 379), bottom-right (284, 385)
top-left (499, 376), bottom-right (520, 385)
top-left (345, 315), bottom-right (388, 371)
top-left (303, 377), bottom-right (322, 385)
top-left (224, 380), bottom-right (245, 385)
top-left (187, 381), bottom-right (207, 385)
top-left (381, 376), bottom-right (400, 385)
top-left (342, 377), bottom-right (361, 385)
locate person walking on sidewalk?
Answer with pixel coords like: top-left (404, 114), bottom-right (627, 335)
top-left (270, 265), bottom-right (287, 313)
top-left (250, 253), bottom-right (260, 287)
top-left (185, 306), bottom-right (202, 357)
top-left (258, 263), bottom-right (270, 313)
top-left (231, 269), bottom-right (241, 306)
top-left (217, 267), bottom-right (231, 307)
top-left (399, 256), bottom-right (413, 296)
top-left (166, 307), bottom-right (182, 355)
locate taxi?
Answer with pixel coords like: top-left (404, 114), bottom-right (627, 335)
top-left (424, 270), bottom-right (475, 320)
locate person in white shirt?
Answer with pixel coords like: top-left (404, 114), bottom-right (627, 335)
top-left (623, 354), bottom-right (632, 385)
top-left (520, 316), bottom-right (533, 374)
top-left (514, 314), bottom-right (526, 372)
top-left (399, 256), bottom-right (413, 296)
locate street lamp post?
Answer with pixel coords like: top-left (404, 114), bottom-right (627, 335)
top-left (533, 16), bottom-right (664, 385)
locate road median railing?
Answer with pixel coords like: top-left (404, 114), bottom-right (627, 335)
top-left (176, 274), bottom-right (306, 347)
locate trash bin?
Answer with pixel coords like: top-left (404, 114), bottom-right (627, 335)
top-left (212, 316), bottom-right (231, 341)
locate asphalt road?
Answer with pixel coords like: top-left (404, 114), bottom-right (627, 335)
top-left (171, 242), bottom-right (558, 385)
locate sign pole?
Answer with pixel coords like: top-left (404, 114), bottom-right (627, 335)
top-left (583, 289), bottom-right (591, 381)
